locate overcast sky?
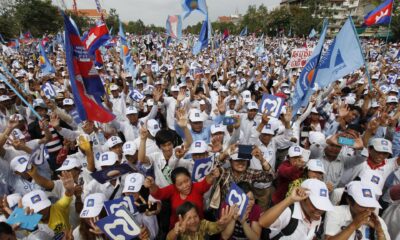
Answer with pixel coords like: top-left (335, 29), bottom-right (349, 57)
top-left (53, 0), bottom-right (281, 27)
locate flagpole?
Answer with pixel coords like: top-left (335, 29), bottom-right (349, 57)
top-left (385, 0), bottom-right (394, 44)
top-left (0, 62), bottom-right (28, 94)
top-left (349, 16), bottom-right (373, 91)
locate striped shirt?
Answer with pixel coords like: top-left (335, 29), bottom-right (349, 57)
top-left (42, 125), bottom-right (62, 153)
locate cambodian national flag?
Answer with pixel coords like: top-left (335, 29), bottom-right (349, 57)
top-left (94, 49), bottom-right (103, 67)
top-left (363, 0), bottom-right (393, 27)
top-left (82, 23), bottom-right (110, 56)
top-left (63, 13), bottom-right (115, 123)
top-left (38, 41), bottom-right (55, 76)
top-left (166, 15), bottom-right (182, 40)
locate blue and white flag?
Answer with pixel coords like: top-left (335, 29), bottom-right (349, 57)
top-left (129, 88), bottom-right (144, 102)
top-left (225, 183), bottom-right (249, 219)
top-left (166, 15), bottom-right (182, 40)
top-left (192, 17), bottom-right (210, 55)
top-left (119, 21), bottom-right (137, 78)
top-left (96, 207), bottom-right (141, 239)
top-left (104, 196), bottom-right (136, 215)
top-left (259, 94), bottom-right (285, 118)
top-left (240, 26), bottom-right (248, 37)
top-left (41, 82), bottom-right (56, 99)
top-left (29, 144), bottom-right (49, 167)
top-left (314, 17), bottom-right (365, 88)
top-left (309, 28), bottom-right (317, 38)
top-left (38, 41), bottom-right (55, 76)
top-left (292, 19), bottom-right (328, 118)
top-left (182, 0), bottom-right (208, 19)
top-left (192, 157), bottom-right (213, 182)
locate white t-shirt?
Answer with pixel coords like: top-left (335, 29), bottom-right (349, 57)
top-left (324, 205), bottom-right (390, 240)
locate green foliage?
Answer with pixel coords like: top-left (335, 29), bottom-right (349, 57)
top-left (105, 8), bottom-right (119, 34)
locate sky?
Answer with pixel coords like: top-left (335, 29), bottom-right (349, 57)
top-left (53, 0), bottom-right (281, 27)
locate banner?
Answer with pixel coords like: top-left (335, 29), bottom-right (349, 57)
top-left (287, 48), bottom-right (314, 69)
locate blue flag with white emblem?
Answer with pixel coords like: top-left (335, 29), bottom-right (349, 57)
top-left (292, 19), bottom-right (328, 118)
top-left (259, 94), bottom-right (285, 118)
top-left (192, 157), bottom-right (213, 182)
top-left (104, 196), bottom-right (136, 215)
top-left (314, 17), bottom-right (365, 89)
top-left (226, 183), bottom-right (249, 219)
top-left (96, 206), bottom-right (141, 239)
top-left (182, 0), bottom-right (208, 19)
top-left (192, 17), bottom-right (210, 55)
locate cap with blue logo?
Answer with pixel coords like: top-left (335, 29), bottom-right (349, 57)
top-left (80, 193), bottom-right (106, 218)
top-left (106, 136), bottom-right (123, 149)
top-left (10, 155), bottom-right (30, 173)
top-left (56, 157), bottom-right (81, 171)
top-left (147, 119), bottom-right (160, 137)
top-left (123, 173), bottom-right (145, 193)
top-left (306, 159), bottom-right (326, 174)
top-left (22, 190), bottom-right (51, 213)
top-left (188, 140), bottom-right (208, 154)
top-left (301, 179), bottom-right (334, 211)
top-left (369, 138), bottom-right (392, 154)
top-left (346, 181), bottom-right (381, 208)
top-left (99, 151), bottom-right (118, 167)
top-left (123, 141), bottom-right (137, 156)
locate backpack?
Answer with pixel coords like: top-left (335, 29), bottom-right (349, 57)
top-left (265, 204), bottom-right (324, 240)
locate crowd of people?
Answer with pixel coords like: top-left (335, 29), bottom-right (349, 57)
top-left (0, 32), bottom-right (399, 240)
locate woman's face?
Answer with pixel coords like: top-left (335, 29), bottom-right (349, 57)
top-left (175, 174), bottom-right (192, 196)
top-left (231, 160), bottom-right (248, 173)
top-left (183, 208), bottom-right (200, 232)
top-left (246, 191), bottom-right (255, 212)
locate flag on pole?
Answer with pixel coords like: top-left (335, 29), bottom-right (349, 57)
top-left (363, 0), bottom-right (393, 27)
top-left (166, 15), bottom-right (182, 40)
top-left (82, 23), bottom-right (110, 56)
top-left (118, 21), bottom-right (137, 78)
top-left (314, 17), bottom-right (365, 88)
top-left (94, 49), bottom-right (104, 67)
top-left (38, 41), bottom-right (55, 76)
top-left (24, 31), bottom-right (32, 39)
top-left (192, 17), bottom-right (210, 55)
top-left (63, 12), bottom-right (115, 123)
top-left (182, 0), bottom-right (208, 19)
top-left (240, 26), bottom-right (248, 36)
top-left (292, 19), bottom-right (328, 118)
top-left (223, 29), bottom-right (229, 40)
top-left (309, 28), bottom-right (317, 38)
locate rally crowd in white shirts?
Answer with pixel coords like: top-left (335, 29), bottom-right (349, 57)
top-left (0, 33), bottom-right (399, 240)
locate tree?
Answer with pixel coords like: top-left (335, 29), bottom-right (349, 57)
top-left (105, 8), bottom-right (119, 34)
top-left (13, 0), bottom-right (62, 36)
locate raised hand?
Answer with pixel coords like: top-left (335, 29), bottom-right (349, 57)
top-left (282, 106), bottom-right (292, 126)
top-left (49, 112), bottom-right (60, 128)
top-left (175, 108), bottom-right (188, 128)
top-left (143, 176), bottom-right (155, 189)
top-left (59, 171), bottom-right (75, 197)
top-left (8, 115), bottom-right (19, 129)
top-left (77, 134), bottom-right (92, 152)
top-left (89, 217), bottom-right (103, 235)
top-left (218, 205), bottom-right (238, 226)
top-left (174, 214), bottom-right (187, 235)
top-left (153, 87), bottom-right (163, 102)
top-left (177, 89), bottom-right (186, 102)
top-left (139, 123), bottom-right (148, 140)
top-left (175, 145), bottom-right (187, 159)
top-left (338, 103), bottom-right (350, 118)
top-left (289, 187), bottom-right (309, 203)
top-left (251, 145), bottom-right (263, 161)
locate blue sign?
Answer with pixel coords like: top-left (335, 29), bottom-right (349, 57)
top-left (91, 163), bottom-right (134, 184)
top-left (129, 88), bottom-right (144, 102)
top-left (191, 157), bottom-right (213, 182)
top-left (41, 82), bottom-right (56, 99)
top-left (28, 144), bottom-right (49, 168)
top-left (96, 206), bottom-right (141, 239)
top-left (104, 195), bottom-right (136, 215)
top-left (6, 208), bottom-right (42, 231)
top-left (225, 183), bottom-right (249, 219)
top-left (259, 94), bottom-right (285, 118)
top-left (388, 73), bottom-right (398, 84)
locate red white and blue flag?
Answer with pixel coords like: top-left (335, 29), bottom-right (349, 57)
top-left (166, 15), bottom-right (182, 40)
top-left (63, 13), bottom-right (114, 123)
top-left (363, 0), bottom-right (393, 27)
top-left (82, 23), bottom-right (110, 56)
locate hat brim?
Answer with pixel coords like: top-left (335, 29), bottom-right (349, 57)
top-left (32, 199), bottom-right (51, 213)
top-left (309, 195), bottom-right (334, 211)
top-left (80, 206), bottom-right (103, 218)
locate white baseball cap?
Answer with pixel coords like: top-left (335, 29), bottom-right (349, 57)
top-left (301, 179), bottom-right (334, 211)
top-left (247, 101), bottom-right (258, 110)
top-left (225, 110), bottom-right (237, 117)
top-left (368, 138), bottom-right (392, 154)
top-left (123, 141), bottom-right (137, 156)
top-left (261, 122), bottom-right (276, 135)
top-left (123, 173), bottom-right (145, 193)
top-left (11, 128), bottom-right (25, 140)
top-left (147, 119), bottom-right (160, 137)
top-left (346, 181), bottom-right (381, 208)
top-left (62, 98), bottom-right (74, 106)
top-left (110, 84), bottom-right (119, 91)
top-left (189, 109), bottom-right (204, 122)
top-left (211, 124), bottom-right (226, 134)
top-left (146, 98), bottom-right (154, 107)
top-left (56, 157), bottom-right (81, 171)
top-left (387, 96), bottom-right (398, 103)
top-left (311, 107), bottom-right (318, 114)
top-left (106, 136), bottom-right (123, 149)
top-left (370, 100), bottom-right (380, 108)
top-left (306, 159), bottom-right (326, 174)
top-left (188, 140), bottom-right (208, 154)
top-left (358, 169), bottom-right (383, 196)
top-left (7, 193), bottom-right (22, 209)
top-left (126, 106), bottom-right (138, 115)
top-left (22, 190), bottom-right (52, 213)
top-left (99, 151), bottom-right (119, 167)
top-left (0, 95), bottom-right (10, 102)
top-left (170, 85), bottom-right (179, 92)
top-left (80, 193), bottom-right (106, 218)
top-left (309, 131), bottom-right (326, 145)
top-left (10, 155), bottom-right (30, 173)
top-left (288, 145), bottom-right (304, 158)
